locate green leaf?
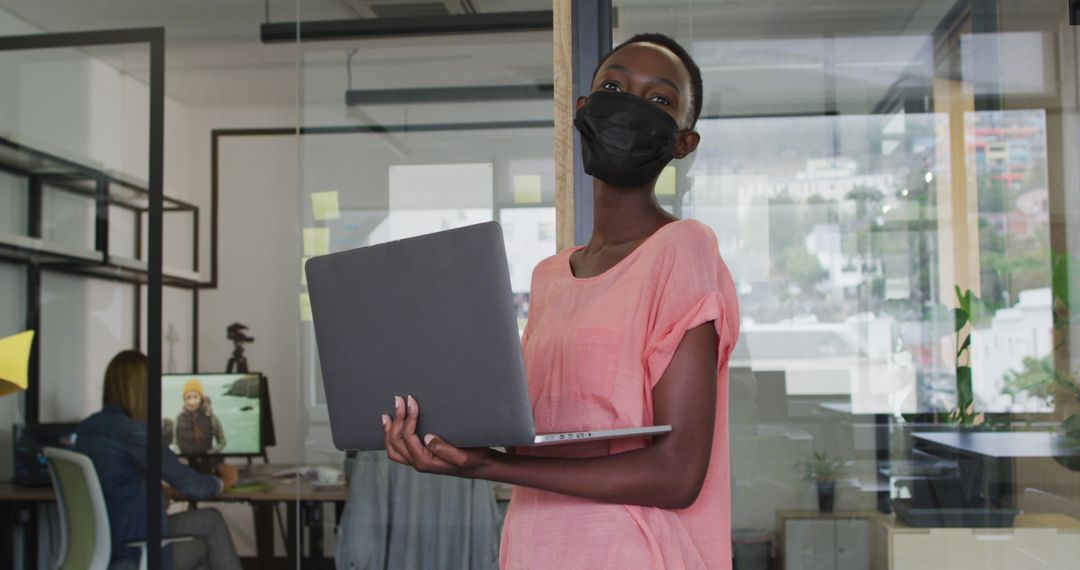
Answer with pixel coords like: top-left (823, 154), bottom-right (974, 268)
top-left (1062, 414), bottom-right (1080, 441)
top-left (954, 308), bottom-right (969, 332)
top-left (957, 334), bottom-right (971, 359)
top-left (1052, 251), bottom-right (1071, 311)
top-left (967, 295), bottom-right (991, 328)
top-left (956, 366), bottom-right (974, 411)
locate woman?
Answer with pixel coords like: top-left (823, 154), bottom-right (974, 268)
top-left (383, 33), bottom-right (740, 569)
top-left (174, 378), bottom-right (227, 455)
top-left (75, 351), bottom-right (243, 570)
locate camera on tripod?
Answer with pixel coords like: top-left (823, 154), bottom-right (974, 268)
top-left (226, 322), bottom-right (254, 373)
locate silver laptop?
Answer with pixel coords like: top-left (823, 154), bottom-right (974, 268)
top-left (305, 221), bottom-right (671, 451)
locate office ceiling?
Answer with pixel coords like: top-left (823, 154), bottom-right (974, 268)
top-left (0, 0), bottom-right (1068, 114)
top-left (0, 0), bottom-right (554, 108)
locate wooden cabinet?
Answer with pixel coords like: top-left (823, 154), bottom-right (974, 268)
top-left (779, 511), bottom-right (872, 570)
top-left (871, 513), bottom-right (1080, 570)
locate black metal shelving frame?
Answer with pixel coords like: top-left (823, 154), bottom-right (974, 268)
top-left (0, 132), bottom-right (207, 369)
top-left (0, 135), bottom-right (201, 284)
top-left (0, 131), bottom-right (205, 371)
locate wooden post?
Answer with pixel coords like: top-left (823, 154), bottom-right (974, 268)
top-left (553, 0), bottom-right (574, 252)
top-left (932, 8), bottom-right (982, 303)
top-left (932, 76), bottom-right (982, 302)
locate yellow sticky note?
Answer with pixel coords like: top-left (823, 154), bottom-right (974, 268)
top-left (513, 175), bottom-right (542, 204)
top-left (301, 257), bottom-right (310, 286)
top-left (311, 191), bottom-right (340, 221)
top-left (299, 294), bottom-right (313, 322)
top-left (0, 330), bottom-right (34, 397)
top-left (656, 166), bottom-right (676, 196)
top-left (303, 228), bottom-right (329, 256)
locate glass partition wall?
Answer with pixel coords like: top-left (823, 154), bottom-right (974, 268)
top-left (0, 29), bottom-right (168, 568)
top-left (293, 5), bottom-right (555, 565)
top-left (0, 2), bottom-right (557, 565)
top-left (0, 2), bottom-right (556, 567)
top-left (0, 2), bottom-right (297, 568)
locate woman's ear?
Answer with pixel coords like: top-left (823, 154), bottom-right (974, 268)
top-left (575, 95), bottom-right (587, 113)
top-left (674, 130), bottom-right (701, 159)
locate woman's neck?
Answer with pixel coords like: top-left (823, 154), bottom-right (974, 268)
top-left (588, 178), bottom-right (673, 248)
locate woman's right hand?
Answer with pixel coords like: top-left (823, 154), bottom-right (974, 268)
top-left (217, 463), bottom-right (239, 491)
top-left (383, 395), bottom-right (492, 476)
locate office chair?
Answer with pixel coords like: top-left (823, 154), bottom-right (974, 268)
top-left (43, 447), bottom-right (193, 570)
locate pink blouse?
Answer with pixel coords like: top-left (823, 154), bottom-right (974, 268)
top-left (499, 219), bottom-right (740, 570)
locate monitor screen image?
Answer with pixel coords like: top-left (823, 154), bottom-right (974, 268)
top-left (162, 373), bottom-right (262, 456)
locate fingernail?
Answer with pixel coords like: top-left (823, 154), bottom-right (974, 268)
top-left (395, 395), bottom-right (403, 410)
top-left (407, 395), bottom-right (416, 412)
top-left (424, 434), bottom-right (435, 445)
top-left (381, 414), bottom-right (389, 428)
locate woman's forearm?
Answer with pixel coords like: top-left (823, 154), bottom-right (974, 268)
top-left (474, 441), bottom-right (704, 509)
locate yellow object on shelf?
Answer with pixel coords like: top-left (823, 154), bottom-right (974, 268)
top-left (303, 228), bottom-right (330, 256)
top-left (513, 175), bottom-right (542, 204)
top-left (311, 191), bottom-right (341, 221)
top-left (655, 166), bottom-right (676, 196)
top-left (299, 294), bottom-right (313, 322)
top-left (0, 330), bottom-right (34, 397)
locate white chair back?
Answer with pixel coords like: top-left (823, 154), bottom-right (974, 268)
top-left (43, 446), bottom-right (112, 570)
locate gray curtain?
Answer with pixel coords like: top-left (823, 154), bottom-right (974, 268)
top-left (335, 452), bottom-right (500, 570)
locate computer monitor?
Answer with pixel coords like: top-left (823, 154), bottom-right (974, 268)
top-left (161, 373), bottom-right (265, 457)
top-left (12, 422), bottom-right (79, 486)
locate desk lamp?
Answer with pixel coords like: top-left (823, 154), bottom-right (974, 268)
top-left (0, 330), bottom-right (34, 397)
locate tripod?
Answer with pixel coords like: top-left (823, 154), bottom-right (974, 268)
top-left (226, 344), bottom-right (249, 373)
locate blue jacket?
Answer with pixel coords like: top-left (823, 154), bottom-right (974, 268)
top-left (75, 405), bottom-right (222, 564)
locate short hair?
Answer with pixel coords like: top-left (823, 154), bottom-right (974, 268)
top-left (103, 350), bottom-right (148, 422)
top-left (593, 33), bottom-right (703, 128)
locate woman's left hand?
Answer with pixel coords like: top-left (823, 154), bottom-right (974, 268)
top-left (382, 395), bottom-right (491, 476)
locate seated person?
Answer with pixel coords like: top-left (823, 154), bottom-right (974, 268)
top-left (75, 350), bottom-right (242, 570)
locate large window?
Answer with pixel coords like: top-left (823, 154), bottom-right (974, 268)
top-left (616, 1), bottom-right (1080, 567)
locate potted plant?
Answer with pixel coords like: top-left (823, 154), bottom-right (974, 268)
top-left (950, 286), bottom-right (978, 426)
top-left (801, 450), bottom-right (848, 512)
top-left (1050, 252), bottom-right (1080, 466)
top-left (900, 286), bottom-right (984, 427)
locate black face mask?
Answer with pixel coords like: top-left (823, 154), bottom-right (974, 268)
top-left (574, 90), bottom-right (681, 188)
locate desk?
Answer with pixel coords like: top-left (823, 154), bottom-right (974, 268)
top-left (911, 431), bottom-right (1080, 511)
top-left (214, 466), bottom-right (347, 569)
top-left (0, 483), bottom-right (54, 501)
top-left (911, 431), bottom-right (1080, 459)
top-left (0, 466), bottom-right (347, 570)
top-left (0, 483), bottom-right (55, 570)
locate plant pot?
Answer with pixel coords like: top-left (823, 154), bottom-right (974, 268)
top-left (816, 481), bottom-right (836, 513)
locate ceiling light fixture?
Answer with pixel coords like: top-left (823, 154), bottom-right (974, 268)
top-left (346, 84), bottom-right (554, 106)
top-left (261, 10), bottom-right (552, 43)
